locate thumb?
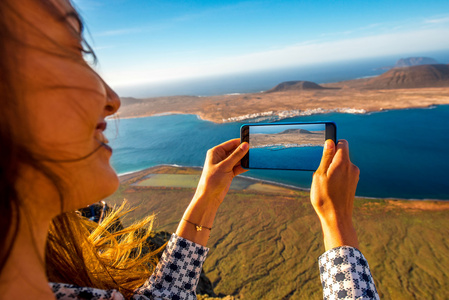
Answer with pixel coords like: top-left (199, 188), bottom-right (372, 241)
top-left (316, 139), bottom-right (336, 174)
top-left (223, 142), bottom-right (249, 169)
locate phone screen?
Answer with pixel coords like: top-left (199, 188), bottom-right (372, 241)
top-left (241, 122), bottom-right (336, 171)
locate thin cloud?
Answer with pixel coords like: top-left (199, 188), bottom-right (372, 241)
top-left (105, 27), bottom-right (449, 87)
top-left (424, 16), bottom-right (449, 24)
top-left (93, 45), bottom-right (117, 51)
top-left (167, 1), bottom-right (264, 26)
top-left (95, 23), bottom-right (170, 37)
top-left (96, 28), bottom-right (143, 37)
top-left (220, 28), bottom-right (449, 71)
top-left (91, 1), bottom-right (265, 38)
top-left (320, 30), bottom-right (354, 37)
top-left (320, 22), bottom-right (387, 38)
top-left (359, 23), bottom-right (384, 30)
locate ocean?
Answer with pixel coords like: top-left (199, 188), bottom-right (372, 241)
top-left (107, 52), bottom-right (449, 200)
top-left (106, 105), bottom-right (449, 200)
top-left (249, 146), bottom-right (323, 171)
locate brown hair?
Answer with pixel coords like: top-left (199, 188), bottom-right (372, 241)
top-left (0, 0), bottom-right (26, 274)
top-left (46, 203), bottom-right (160, 298)
top-left (0, 1), bottom-right (160, 297)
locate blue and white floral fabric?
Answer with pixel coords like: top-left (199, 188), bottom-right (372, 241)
top-left (133, 233), bottom-right (209, 300)
top-left (50, 234), bottom-right (208, 300)
top-left (319, 246), bottom-right (379, 299)
top-left (50, 234), bottom-right (379, 299)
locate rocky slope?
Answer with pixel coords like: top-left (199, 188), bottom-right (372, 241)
top-left (363, 64), bottom-right (449, 89)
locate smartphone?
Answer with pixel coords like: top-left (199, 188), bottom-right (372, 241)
top-left (240, 122), bottom-right (336, 171)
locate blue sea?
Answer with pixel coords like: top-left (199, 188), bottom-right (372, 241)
top-left (107, 52), bottom-right (449, 200)
top-left (106, 105), bottom-right (449, 200)
top-left (249, 146), bottom-right (323, 171)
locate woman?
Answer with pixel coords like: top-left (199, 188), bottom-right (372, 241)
top-left (0, 0), bottom-right (378, 299)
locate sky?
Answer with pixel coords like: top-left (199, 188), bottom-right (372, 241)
top-left (72, 0), bottom-right (449, 89)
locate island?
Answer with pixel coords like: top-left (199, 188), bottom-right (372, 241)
top-left (250, 128), bottom-right (325, 148)
top-left (115, 64), bottom-right (449, 123)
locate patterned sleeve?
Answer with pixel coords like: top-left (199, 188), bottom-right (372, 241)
top-left (318, 246), bottom-right (379, 300)
top-left (133, 233), bottom-right (209, 300)
top-left (49, 282), bottom-right (125, 300)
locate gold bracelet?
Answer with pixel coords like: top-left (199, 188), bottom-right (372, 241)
top-left (182, 218), bottom-right (212, 232)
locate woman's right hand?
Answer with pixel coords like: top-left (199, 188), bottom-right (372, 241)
top-left (310, 139), bottom-right (360, 251)
top-left (176, 139), bottom-right (249, 246)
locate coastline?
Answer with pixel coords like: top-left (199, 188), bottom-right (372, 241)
top-left (113, 103), bottom-right (447, 123)
top-left (117, 164), bottom-right (449, 202)
top-left (115, 63), bottom-right (449, 124)
top-left (116, 87), bottom-right (449, 123)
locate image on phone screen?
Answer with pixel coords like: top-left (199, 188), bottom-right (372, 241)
top-left (241, 122), bottom-right (335, 171)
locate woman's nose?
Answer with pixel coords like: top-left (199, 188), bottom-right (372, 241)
top-left (104, 83), bottom-right (121, 116)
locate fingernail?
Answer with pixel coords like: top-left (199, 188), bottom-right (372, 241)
top-left (241, 143), bottom-right (249, 151)
top-left (325, 140), bottom-right (334, 150)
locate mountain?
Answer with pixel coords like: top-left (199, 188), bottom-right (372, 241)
top-left (279, 128), bottom-right (313, 134)
top-left (394, 57), bottom-right (439, 68)
top-left (265, 81), bottom-right (326, 93)
top-left (364, 64), bottom-right (449, 89)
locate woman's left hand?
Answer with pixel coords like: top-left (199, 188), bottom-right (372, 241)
top-left (177, 139), bottom-right (249, 246)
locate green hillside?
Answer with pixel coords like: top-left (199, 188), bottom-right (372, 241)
top-left (106, 166), bottom-right (449, 299)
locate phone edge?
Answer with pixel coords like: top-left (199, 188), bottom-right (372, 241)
top-left (240, 124), bottom-right (250, 169)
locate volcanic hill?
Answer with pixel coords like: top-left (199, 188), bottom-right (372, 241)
top-left (363, 64), bottom-right (449, 89)
top-left (279, 128), bottom-right (313, 134)
top-left (265, 81), bottom-right (328, 93)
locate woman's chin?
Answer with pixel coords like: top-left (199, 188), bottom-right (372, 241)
top-left (97, 165), bottom-right (120, 199)
top-left (68, 163), bottom-right (120, 211)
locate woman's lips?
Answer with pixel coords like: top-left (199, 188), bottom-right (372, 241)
top-left (95, 121), bottom-right (112, 152)
top-left (96, 121), bottom-right (107, 131)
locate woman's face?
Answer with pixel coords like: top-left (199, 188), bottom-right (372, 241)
top-left (13, 0), bottom-right (121, 210)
